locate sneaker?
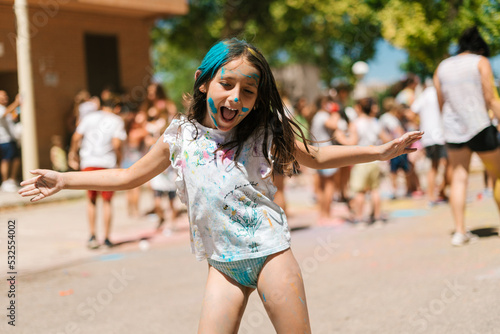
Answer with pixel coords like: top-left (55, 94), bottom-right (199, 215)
top-left (1, 179), bottom-right (18, 193)
top-left (373, 220), bottom-right (385, 229)
top-left (87, 236), bottom-right (99, 249)
top-left (451, 231), bottom-right (479, 246)
top-left (103, 238), bottom-right (114, 248)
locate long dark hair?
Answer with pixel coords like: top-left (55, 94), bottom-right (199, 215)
top-left (457, 26), bottom-right (490, 57)
top-left (185, 38), bottom-right (309, 176)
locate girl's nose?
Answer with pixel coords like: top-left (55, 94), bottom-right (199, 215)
top-left (230, 89), bottom-right (240, 103)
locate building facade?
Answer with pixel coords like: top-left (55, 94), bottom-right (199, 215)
top-left (0, 0), bottom-right (187, 168)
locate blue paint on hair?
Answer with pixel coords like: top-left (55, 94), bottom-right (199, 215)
top-left (198, 41), bottom-right (230, 80)
top-left (208, 97), bottom-right (217, 114)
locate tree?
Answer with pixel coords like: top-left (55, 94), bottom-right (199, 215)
top-left (152, 0), bottom-right (382, 104)
top-left (377, 0), bottom-right (500, 78)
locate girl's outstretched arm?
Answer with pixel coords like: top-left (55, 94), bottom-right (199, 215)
top-left (19, 138), bottom-right (171, 202)
top-left (294, 131), bottom-right (423, 169)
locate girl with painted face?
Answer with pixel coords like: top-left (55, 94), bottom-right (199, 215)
top-left (19, 38), bottom-right (422, 333)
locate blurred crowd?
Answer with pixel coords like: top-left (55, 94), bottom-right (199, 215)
top-left (1, 27), bottom-right (498, 249)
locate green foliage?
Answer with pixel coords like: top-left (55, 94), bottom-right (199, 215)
top-left (151, 0), bottom-right (382, 104)
top-left (377, 0), bottom-right (500, 74)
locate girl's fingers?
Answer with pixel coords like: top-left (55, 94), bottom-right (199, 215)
top-left (20, 188), bottom-right (41, 197)
top-left (30, 194), bottom-right (45, 202)
top-left (403, 148), bottom-right (418, 154)
top-left (18, 184), bottom-right (37, 195)
top-left (20, 175), bottom-right (41, 187)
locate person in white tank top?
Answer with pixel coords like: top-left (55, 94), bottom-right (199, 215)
top-left (434, 26), bottom-right (500, 246)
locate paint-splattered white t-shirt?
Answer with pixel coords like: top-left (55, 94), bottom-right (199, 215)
top-left (163, 118), bottom-right (290, 262)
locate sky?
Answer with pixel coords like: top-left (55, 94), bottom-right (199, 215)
top-left (363, 39), bottom-right (500, 85)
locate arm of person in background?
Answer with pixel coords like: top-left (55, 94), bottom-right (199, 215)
top-left (478, 56), bottom-right (500, 121)
top-left (294, 131), bottom-right (423, 169)
top-left (433, 68), bottom-right (444, 112)
top-left (19, 137), bottom-right (171, 202)
top-left (324, 112), bottom-right (340, 132)
top-left (67, 132), bottom-right (82, 170)
top-left (334, 120), bottom-right (358, 146)
top-left (2, 94), bottom-right (20, 119)
top-left (379, 128), bottom-right (393, 144)
top-left (112, 137), bottom-right (123, 168)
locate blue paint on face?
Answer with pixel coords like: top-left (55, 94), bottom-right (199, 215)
top-left (263, 293), bottom-right (266, 302)
top-left (234, 97), bottom-right (239, 102)
top-left (251, 73), bottom-right (260, 85)
top-left (242, 107), bottom-right (249, 112)
top-left (221, 67), bottom-right (225, 80)
top-left (210, 114), bottom-right (218, 128)
top-left (208, 97), bottom-right (217, 114)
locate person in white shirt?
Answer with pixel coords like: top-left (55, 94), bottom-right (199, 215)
top-left (68, 99), bottom-right (126, 249)
top-left (0, 91), bottom-right (20, 192)
top-left (337, 97), bottom-right (392, 226)
top-left (411, 78), bottom-right (449, 206)
top-left (434, 26), bottom-right (500, 246)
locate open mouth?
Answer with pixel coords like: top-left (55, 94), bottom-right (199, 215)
top-left (221, 106), bottom-right (238, 122)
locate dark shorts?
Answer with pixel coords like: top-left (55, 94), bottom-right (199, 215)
top-left (83, 167), bottom-right (114, 201)
top-left (0, 141), bottom-right (18, 161)
top-left (446, 125), bottom-right (499, 152)
top-left (425, 144), bottom-right (447, 161)
top-left (390, 154), bottom-right (410, 173)
top-left (154, 190), bottom-right (176, 200)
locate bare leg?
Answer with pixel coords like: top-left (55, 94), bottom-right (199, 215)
top-left (103, 199), bottom-right (112, 240)
top-left (154, 196), bottom-right (165, 229)
top-left (1, 160), bottom-right (9, 183)
top-left (477, 148), bottom-right (500, 214)
top-left (87, 198), bottom-right (97, 237)
top-left (371, 189), bottom-right (382, 220)
top-left (427, 159), bottom-right (439, 202)
top-left (318, 175), bottom-right (335, 219)
top-left (390, 172), bottom-right (398, 198)
top-left (257, 249), bottom-right (311, 334)
top-left (447, 148), bottom-right (472, 234)
top-left (9, 157), bottom-right (20, 182)
top-left (198, 265), bottom-right (252, 334)
top-left (438, 157), bottom-right (450, 199)
top-left (127, 187), bottom-right (140, 217)
top-left (351, 192), bottom-right (365, 221)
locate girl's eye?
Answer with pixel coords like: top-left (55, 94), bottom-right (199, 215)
top-left (244, 89), bottom-right (255, 95)
top-left (220, 82), bottom-right (230, 88)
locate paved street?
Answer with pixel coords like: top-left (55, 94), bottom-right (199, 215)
top-left (0, 167), bottom-right (499, 334)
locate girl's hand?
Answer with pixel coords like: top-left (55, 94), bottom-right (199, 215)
top-left (18, 169), bottom-right (65, 202)
top-left (378, 131), bottom-right (423, 161)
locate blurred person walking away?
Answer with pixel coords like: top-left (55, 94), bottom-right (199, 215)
top-left (337, 97), bottom-right (392, 227)
top-left (0, 91), bottom-right (21, 192)
top-left (68, 98), bottom-right (126, 249)
top-left (410, 78), bottom-right (449, 206)
top-left (121, 108), bottom-right (148, 218)
top-left (395, 75), bottom-right (425, 197)
top-left (379, 97), bottom-right (411, 199)
top-left (334, 83), bottom-right (355, 203)
top-left (434, 26), bottom-right (500, 246)
top-left (150, 166), bottom-right (180, 234)
top-left (310, 95), bottom-right (339, 224)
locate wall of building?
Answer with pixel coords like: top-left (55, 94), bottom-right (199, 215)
top-left (0, 5), bottom-right (154, 168)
